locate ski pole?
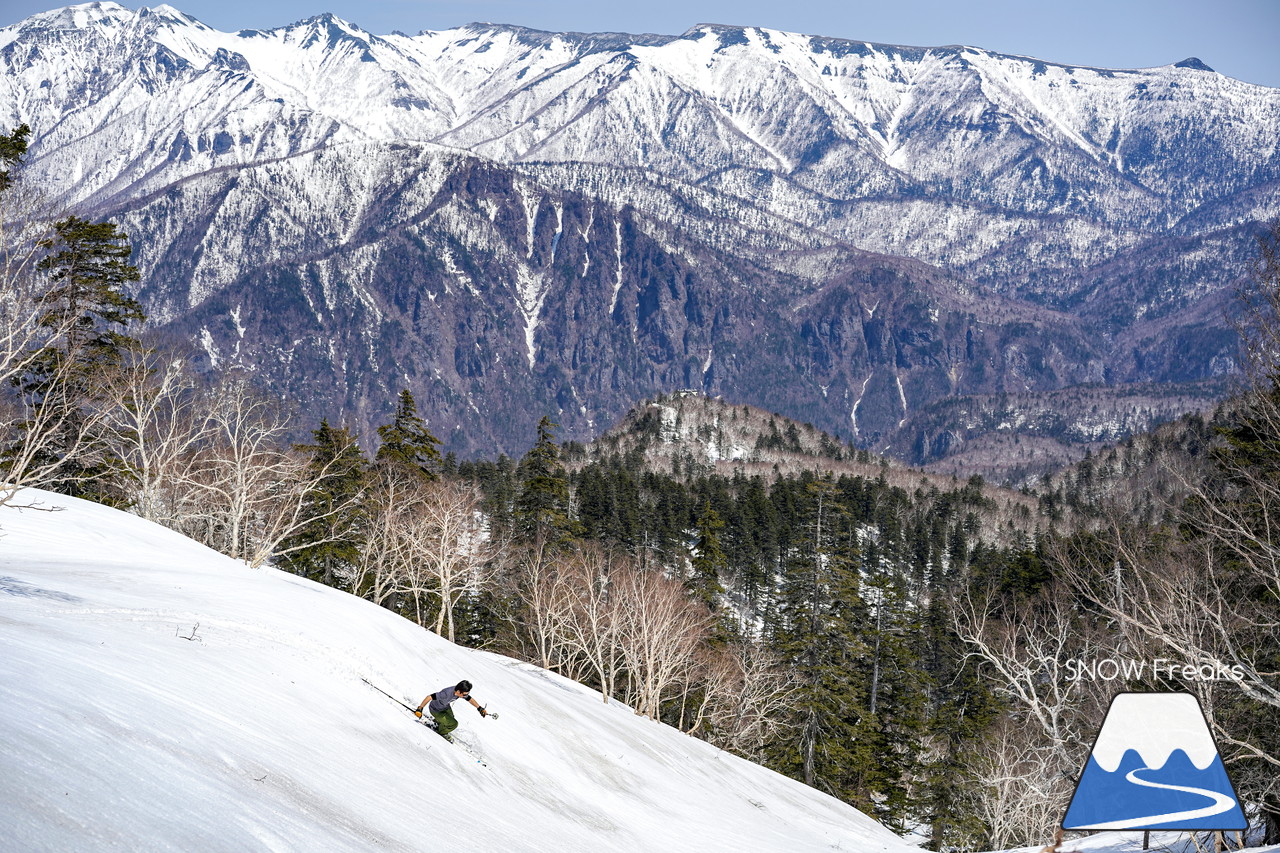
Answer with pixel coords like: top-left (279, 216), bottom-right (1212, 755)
top-left (362, 678), bottom-right (420, 715)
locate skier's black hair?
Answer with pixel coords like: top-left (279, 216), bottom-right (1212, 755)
top-left (456, 680), bottom-right (473, 694)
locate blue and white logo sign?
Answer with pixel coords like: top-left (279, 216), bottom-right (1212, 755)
top-left (1063, 693), bottom-right (1246, 831)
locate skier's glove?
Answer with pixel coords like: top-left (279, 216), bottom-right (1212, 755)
top-left (414, 709), bottom-right (423, 719)
top-left (478, 707), bottom-right (488, 718)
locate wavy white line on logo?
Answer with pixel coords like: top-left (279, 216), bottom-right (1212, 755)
top-left (1081, 767), bottom-right (1238, 830)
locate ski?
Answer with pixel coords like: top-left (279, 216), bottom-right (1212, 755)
top-left (425, 722), bottom-right (488, 766)
top-left (458, 747), bottom-right (487, 768)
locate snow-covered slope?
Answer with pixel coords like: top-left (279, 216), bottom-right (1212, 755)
top-left (0, 489), bottom-right (916, 851)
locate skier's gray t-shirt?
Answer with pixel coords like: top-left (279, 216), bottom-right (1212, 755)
top-left (428, 687), bottom-right (464, 713)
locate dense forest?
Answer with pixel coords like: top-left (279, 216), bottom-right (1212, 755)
top-left (3, 120), bottom-right (1278, 850)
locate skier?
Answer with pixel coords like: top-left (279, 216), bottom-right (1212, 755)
top-left (415, 680), bottom-right (487, 742)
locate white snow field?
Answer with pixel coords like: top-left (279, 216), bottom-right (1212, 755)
top-left (0, 489), bottom-right (920, 852)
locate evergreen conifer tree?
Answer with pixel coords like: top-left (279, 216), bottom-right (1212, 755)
top-left (573, 463), bottom-right (610, 539)
top-left (35, 216), bottom-right (144, 361)
top-left (728, 476), bottom-right (776, 606)
top-left (23, 215), bottom-right (144, 500)
top-left (847, 535), bottom-right (930, 828)
top-left (374, 389), bottom-right (441, 481)
top-left (474, 453), bottom-right (518, 535)
top-left (768, 480), bottom-right (867, 800)
top-left (282, 420), bottom-right (369, 588)
top-left (0, 123), bottom-right (30, 191)
top-left (514, 416), bottom-right (578, 542)
top-left (689, 500), bottom-right (728, 608)
top-left (916, 591), bottom-right (998, 851)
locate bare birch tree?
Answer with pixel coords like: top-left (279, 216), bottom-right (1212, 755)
top-left (95, 346), bottom-right (209, 524)
top-left (615, 564), bottom-right (710, 719)
top-left (181, 375), bottom-right (295, 560)
top-left (418, 479), bottom-right (489, 642)
top-left (510, 531), bottom-right (569, 672)
top-left (183, 375), bottom-right (363, 567)
top-left (689, 640), bottom-right (792, 758)
top-left (966, 714), bottom-right (1074, 849)
top-left (341, 470), bottom-right (416, 607)
top-left (554, 543), bottom-right (627, 703)
top-left (0, 321), bottom-right (107, 507)
top-left (953, 581), bottom-right (1111, 843)
top-left (953, 582), bottom-right (1105, 770)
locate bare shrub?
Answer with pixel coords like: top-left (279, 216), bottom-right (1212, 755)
top-left (689, 641), bottom-right (791, 758)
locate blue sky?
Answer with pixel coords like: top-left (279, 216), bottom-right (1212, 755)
top-left (5, 0), bottom-right (1279, 88)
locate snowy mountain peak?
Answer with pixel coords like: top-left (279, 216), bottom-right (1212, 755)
top-left (16, 0), bottom-right (132, 30)
top-left (289, 11), bottom-right (367, 35)
top-left (3, 2), bottom-right (213, 47)
top-left (253, 11), bottom-right (377, 49)
top-left (133, 3), bottom-right (215, 39)
top-left (140, 4), bottom-right (192, 21)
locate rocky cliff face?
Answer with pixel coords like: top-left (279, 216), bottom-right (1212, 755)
top-left (3, 3), bottom-right (1277, 462)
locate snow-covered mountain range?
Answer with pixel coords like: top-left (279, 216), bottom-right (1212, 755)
top-left (0, 489), bottom-right (921, 850)
top-left (3, 2), bottom-right (1278, 460)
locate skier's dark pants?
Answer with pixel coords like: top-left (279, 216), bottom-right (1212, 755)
top-left (430, 706), bottom-right (458, 740)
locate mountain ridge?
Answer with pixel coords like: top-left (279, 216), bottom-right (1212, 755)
top-left (2, 3), bottom-right (1277, 464)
